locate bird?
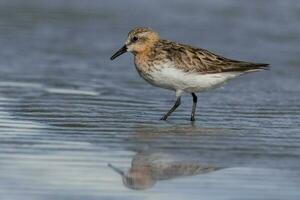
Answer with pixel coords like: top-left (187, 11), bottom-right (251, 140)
top-left (108, 150), bottom-right (221, 190)
top-left (110, 27), bottom-right (269, 121)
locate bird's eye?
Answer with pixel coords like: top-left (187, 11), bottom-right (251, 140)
top-left (132, 36), bottom-right (138, 42)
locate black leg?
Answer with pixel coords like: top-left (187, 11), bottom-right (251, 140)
top-left (160, 97), bottom-right (181, 120)
top-left (191, 93), bottom-right (197, 121)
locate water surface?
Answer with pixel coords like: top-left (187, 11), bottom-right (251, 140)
top-left (0, 0), bottom-right (299, 199)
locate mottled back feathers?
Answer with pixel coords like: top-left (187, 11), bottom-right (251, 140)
top-left (150, 39), bottom-right (269, 74)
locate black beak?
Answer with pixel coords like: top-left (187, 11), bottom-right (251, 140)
top-left (110, 45), bottom-right (127, 60)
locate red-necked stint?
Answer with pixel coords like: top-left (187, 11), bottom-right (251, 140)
top-left (111, 27), bottom-right (269, 121)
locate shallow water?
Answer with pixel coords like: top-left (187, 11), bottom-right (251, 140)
top-left (0, 0), bottom-right (300, 199)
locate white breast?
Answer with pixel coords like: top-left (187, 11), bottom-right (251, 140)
top-left (138, 63), bottom-right (241, 93)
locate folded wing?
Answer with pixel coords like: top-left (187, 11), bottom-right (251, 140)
top-left (161, 40), bottom-right (269, 74)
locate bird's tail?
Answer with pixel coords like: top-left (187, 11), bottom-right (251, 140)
top-left (243, 63), bottom-right (270, 72)
top-left (223, 62), bottom-right (270, 73)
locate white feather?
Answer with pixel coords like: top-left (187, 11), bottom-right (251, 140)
top-left (137, 63), bottom-right (241, 93)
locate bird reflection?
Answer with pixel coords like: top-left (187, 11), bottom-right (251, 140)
top-left (108, 150), bottom-right (222, 190)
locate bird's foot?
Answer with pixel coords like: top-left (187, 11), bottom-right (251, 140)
top-left (160, 115), bottom-right (168, 120)
top-left (190, 115), bottom-right (196, 121)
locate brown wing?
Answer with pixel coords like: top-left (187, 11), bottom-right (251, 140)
top-left (160, 40), bottom-right (269, 74)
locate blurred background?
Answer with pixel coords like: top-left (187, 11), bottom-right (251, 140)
top-left (0, 0), bottom-right (299, 200)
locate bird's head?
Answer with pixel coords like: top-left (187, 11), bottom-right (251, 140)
top-left (107, 163), bottom-right (155, 190)
top-left (110, 27), bottom-right (160, 60)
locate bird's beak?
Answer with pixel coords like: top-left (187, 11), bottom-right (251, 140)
top-left (108, 163), bottom-right (125, 176)
top-left (110, 45), bottom-right (127, 60)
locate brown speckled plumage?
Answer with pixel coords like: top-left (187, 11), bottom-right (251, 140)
top-left (151, 39), bottom-right (269, 73)
top-left (125, 27), bottom-right (269, 74)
